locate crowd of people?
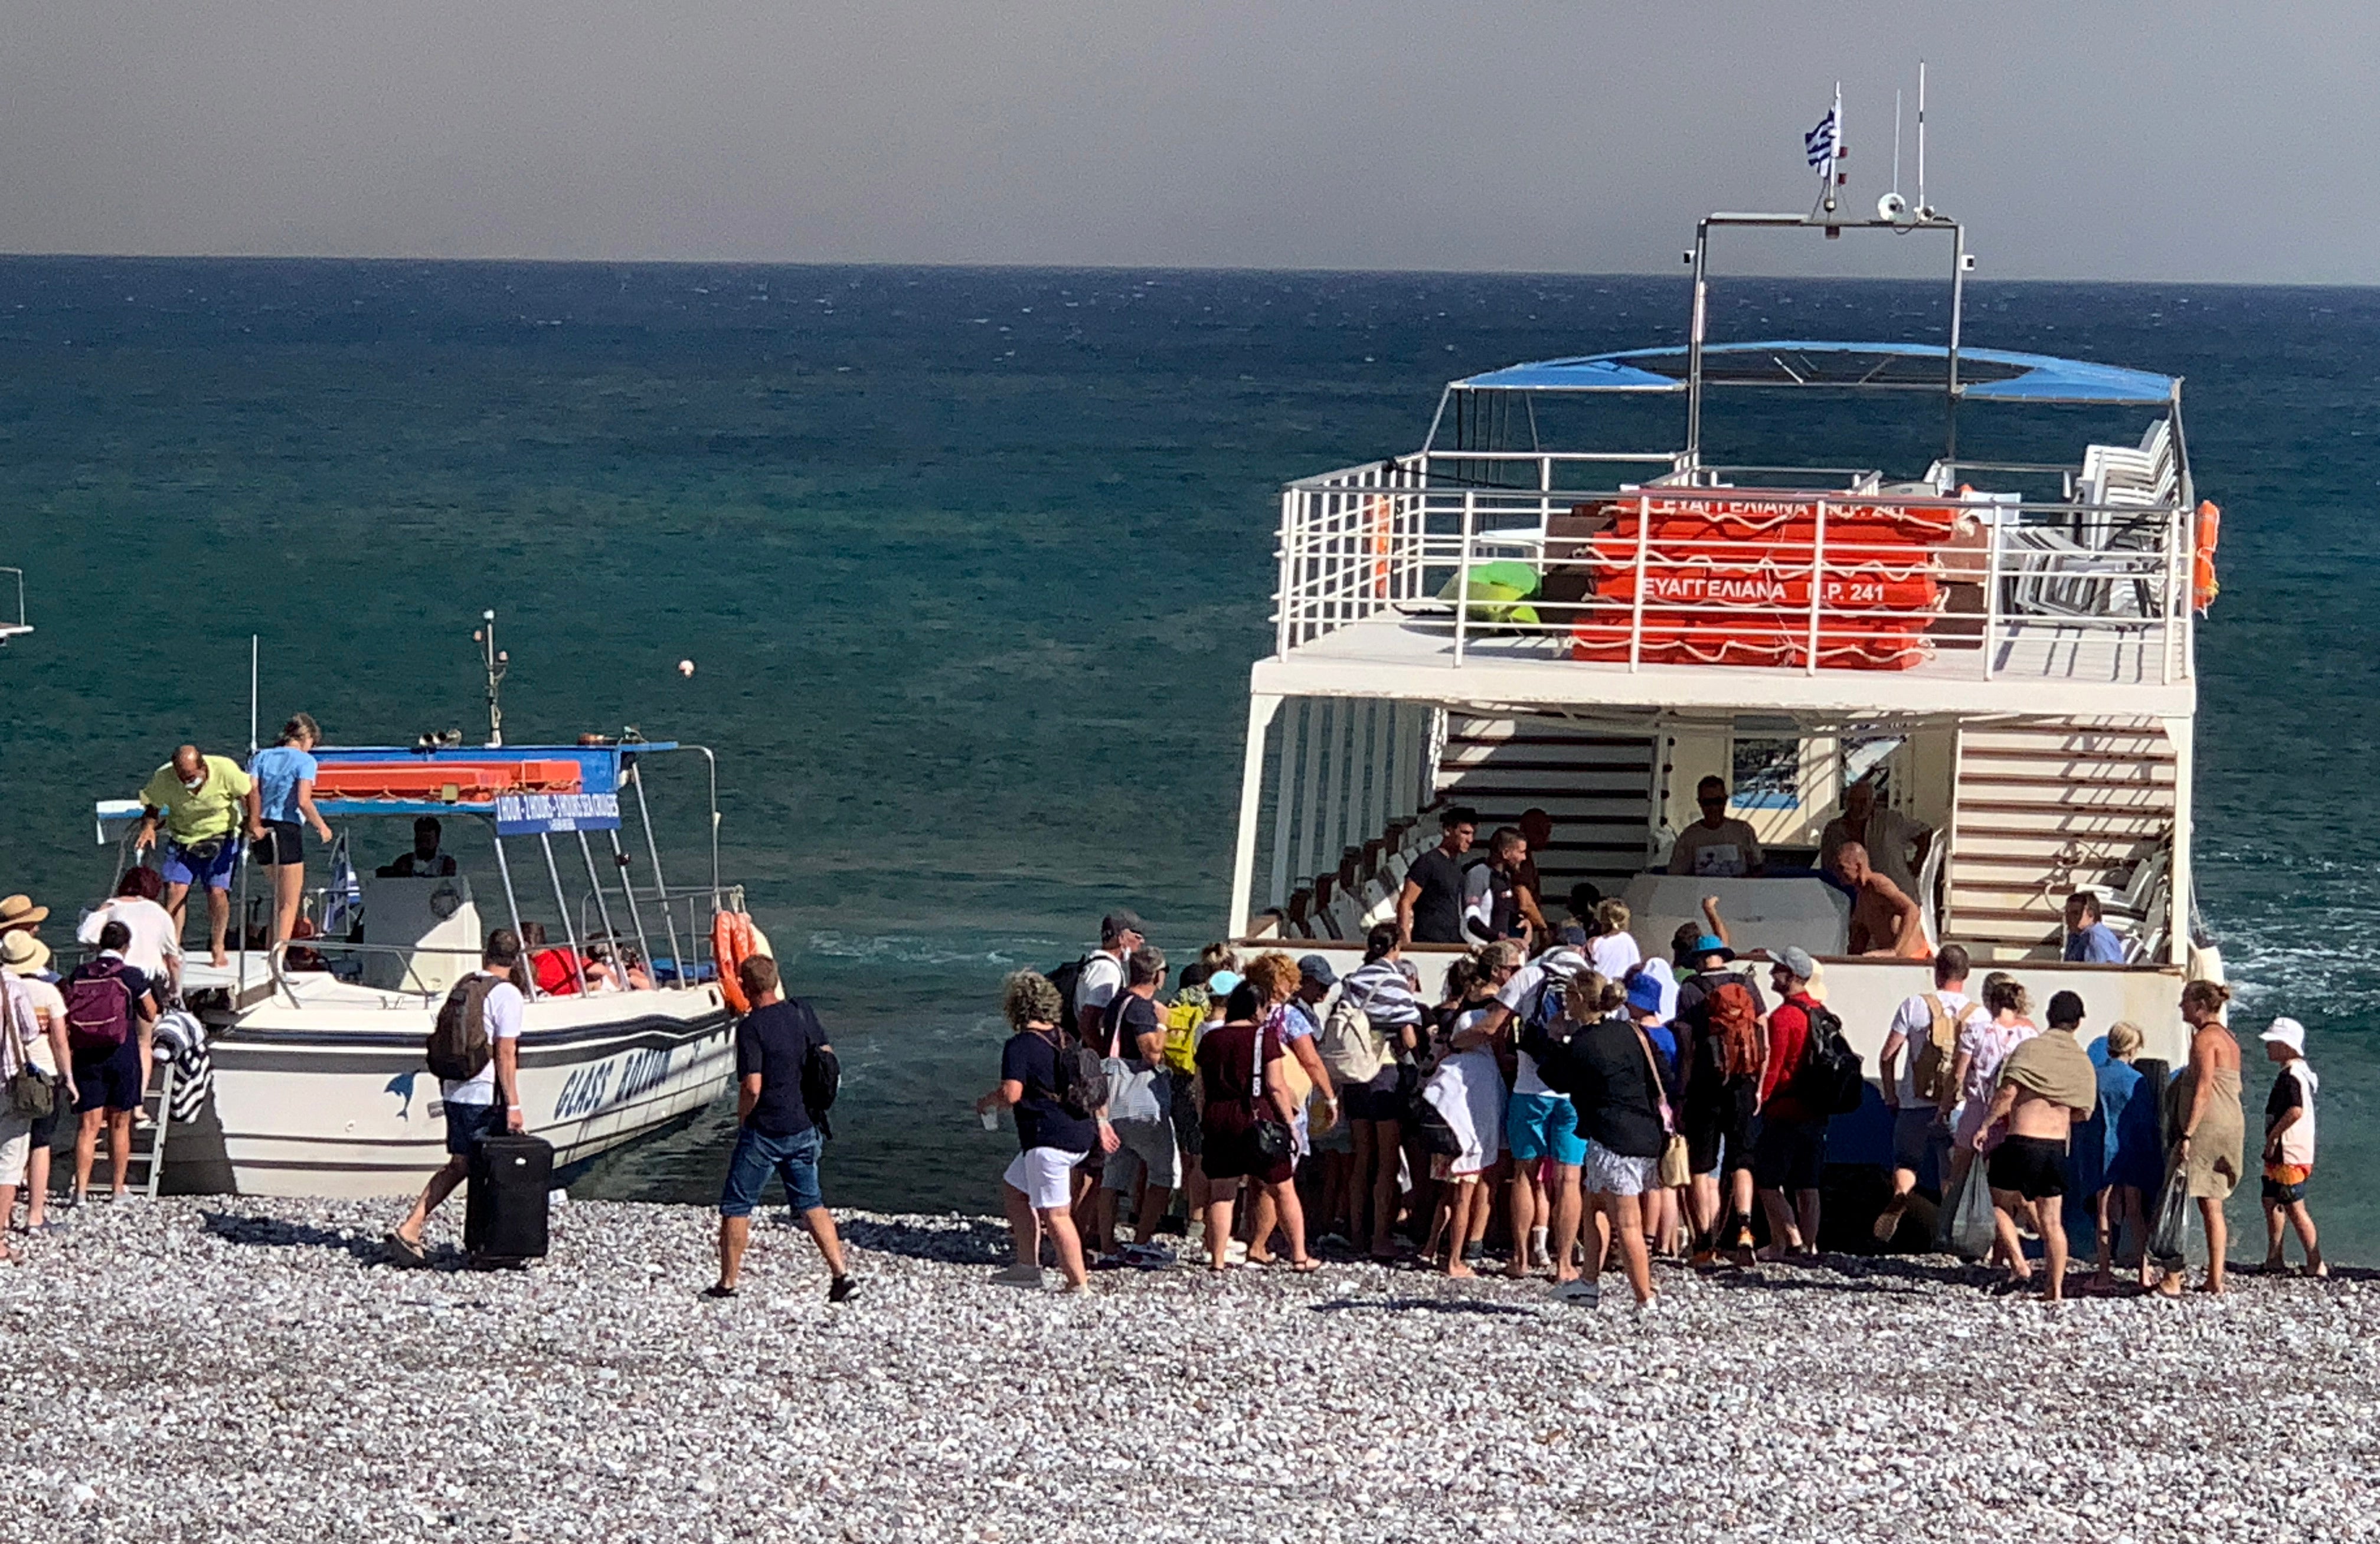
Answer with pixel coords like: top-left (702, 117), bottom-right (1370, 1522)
top-left (932, 899), bottom-right (2325, 1309)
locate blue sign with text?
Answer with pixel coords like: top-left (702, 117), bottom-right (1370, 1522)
top-left (493, 791), bottom-right (622, 836)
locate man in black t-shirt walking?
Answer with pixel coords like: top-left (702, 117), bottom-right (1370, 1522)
top-left (709, 955), bottom-right (856, 1302)
top-left (1397, 805), bottom-right (1478, 946)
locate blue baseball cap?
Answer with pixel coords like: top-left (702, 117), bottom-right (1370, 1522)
top-left (1207, 970), bottom-right (1244, 997)
top-left (1296, 954), bottom-right (1338, 987)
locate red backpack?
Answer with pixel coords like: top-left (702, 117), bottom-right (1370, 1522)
top-left (1705, 979), bottom-right (1762, 1078)
top-left (64, 959), bottom-right (133, 1055)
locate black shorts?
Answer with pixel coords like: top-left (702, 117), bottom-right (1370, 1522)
top-left (1342, 1066), bottom-right (1404, 1124)
top-left (1751, 1115), bottom-right (1825, 1192)
top-left (1682, 1077), bottom-right (1758, 1177)
top-left (1987, 1135), bottom-right (2068, 1201)
top-left (251, 820), bottom-right (305, 866)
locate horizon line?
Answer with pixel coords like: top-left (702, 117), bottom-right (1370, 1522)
top-left (0, 250), bottom-right (2368, 290)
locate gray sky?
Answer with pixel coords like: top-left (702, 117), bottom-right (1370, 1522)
top-left (4, 1), bottom-right (2374, 280)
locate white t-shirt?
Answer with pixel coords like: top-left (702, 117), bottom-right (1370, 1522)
top-left (1496, 947), bottom-right (1588, 1099)
top-left (439, 976), bottom-right (527, 1106)
top-left (1668, 819), bottom-right (1764, 877)
top-left (18, 977), bottom-right (63, 1074)
top-left (1884, 989), bottom-right (1980, 1107)
top-left (1588, 933), bottom-right (1641, 983)
top-left (79, 898), bottom-right (183, 982)
top-left (2274, 1061), bottom-right (2317, 1169)
top-left (1077, 951), bottom-right (1126, 1019)
top-left (0, 974), bottom-right (41, 1077)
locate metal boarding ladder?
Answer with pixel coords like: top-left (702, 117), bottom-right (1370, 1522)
top-left (117, 1064), bottom-right (175, 1198)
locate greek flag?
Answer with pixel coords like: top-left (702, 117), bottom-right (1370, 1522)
top-left (1804, 109), bottom-right (1839, 173)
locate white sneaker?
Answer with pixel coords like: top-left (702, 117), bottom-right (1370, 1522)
top-left (992, 1263), bottom-right (1046, 1289)
top-left (1634, 1293), bottom-right (1662, 1320)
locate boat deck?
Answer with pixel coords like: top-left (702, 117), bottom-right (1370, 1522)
top-left (1254, 611), bottom-right (2191, 718)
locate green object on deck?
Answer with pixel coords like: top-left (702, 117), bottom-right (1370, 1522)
top-left (1436, 561), bottom-right (1542, 626)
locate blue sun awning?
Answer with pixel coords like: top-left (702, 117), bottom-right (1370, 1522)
top-left (1452, 341), bottom-right (2176, 405)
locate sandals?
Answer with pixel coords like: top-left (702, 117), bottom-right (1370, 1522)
top-left (1288, 1258), bottom-right (1322, 1274)
top-left (381, 1231), bottom-right (428, 1268)
top-left (701, 1283), bottom-right (738, 1299)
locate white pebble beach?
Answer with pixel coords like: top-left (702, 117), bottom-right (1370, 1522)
top-left (4, 1196), bottom-right (2375, 1542)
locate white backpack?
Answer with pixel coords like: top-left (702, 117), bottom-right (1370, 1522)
top-left (1318, 986), bottom-right (1390, 1086)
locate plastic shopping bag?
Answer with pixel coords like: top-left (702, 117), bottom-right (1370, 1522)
top-left (1944, 1157), bottom-right (1997, 1260)
top-left (2148, 1158), bottom-right (2193, 1265)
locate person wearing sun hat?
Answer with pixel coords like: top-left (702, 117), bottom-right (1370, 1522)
top-left (0, 895), bottom-right (48, 940)
top-left (1, 928), bottom-right (73, 1234)
top-left (2257, 1016), bottom-right (2325, 1278)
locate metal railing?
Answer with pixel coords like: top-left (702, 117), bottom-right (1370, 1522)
top-left (1274, 464), bottom-right (2195, 684)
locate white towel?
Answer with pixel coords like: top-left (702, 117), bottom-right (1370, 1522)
top-left (1421, 1047), bottom-right (1507, 1175)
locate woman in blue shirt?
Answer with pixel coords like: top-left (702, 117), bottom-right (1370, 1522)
top-left (248, 714), bottom-right (335, 950)
top-left (2082, 1020), bottom-right (2163, 1292)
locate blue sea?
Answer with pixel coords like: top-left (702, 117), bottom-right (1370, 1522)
top-left (0, 260), bottom-right (2372, 1256)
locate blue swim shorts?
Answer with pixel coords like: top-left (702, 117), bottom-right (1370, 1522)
top-left (161, 837), bottom-right (243, 891)
top-left (1506, 1090), bottom-right (1586, 1167)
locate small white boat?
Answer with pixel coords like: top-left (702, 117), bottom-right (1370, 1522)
top-left (93, 736), bottom-right (740, 1199)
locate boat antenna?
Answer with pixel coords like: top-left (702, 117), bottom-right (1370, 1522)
top-left (473, 610), bottom-right (509, 748)
top-left (1891, 90), bottom-right (1902, 198)
top-left (248, 634), bottom-right (260, 757)
top-left (1916, 61), bottom-right (1929, 219)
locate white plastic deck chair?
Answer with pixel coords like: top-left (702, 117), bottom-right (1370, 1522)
top-left (1324, 884), bottom-right (1364, 941)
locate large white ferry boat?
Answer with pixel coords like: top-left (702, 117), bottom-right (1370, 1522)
top-left (91, 736), bottom-right (739, 1198)
top-left (1222, 207), bottom-right (2221, 1072)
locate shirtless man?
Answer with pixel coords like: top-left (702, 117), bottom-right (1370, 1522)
top-left (1980, 991), bottom-right (2096, 1301)
top-left (1832, 842), bottom-right (1931, 960)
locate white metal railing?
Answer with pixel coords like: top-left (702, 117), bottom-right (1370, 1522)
top-left (1273, 467), bottom-right (2195, 683)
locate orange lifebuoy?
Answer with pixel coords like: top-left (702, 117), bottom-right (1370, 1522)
top-left (1365, 493), bottom-right (1392, 597)
top-left (712, 910), bottom-right (756, 1012)
top-left (2192, 501), bottom-right (2221, 614)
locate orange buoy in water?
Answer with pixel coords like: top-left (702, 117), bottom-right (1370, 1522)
top-left (712, 910), bottom-right (756, 1012)
top-left (2192, 501), bottom-right (2221, 614)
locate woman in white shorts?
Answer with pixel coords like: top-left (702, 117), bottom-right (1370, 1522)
top-left (978, 971), bottom-right (1114, 1293)
top-left (1517, 983), bottom-right (1668, 1311)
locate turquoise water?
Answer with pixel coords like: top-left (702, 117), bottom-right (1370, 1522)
top-left (0, 260), bottom-right (2372, 1256)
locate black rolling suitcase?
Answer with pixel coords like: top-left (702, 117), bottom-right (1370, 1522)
top-left (464, 1133), bottom-right (555, 1267)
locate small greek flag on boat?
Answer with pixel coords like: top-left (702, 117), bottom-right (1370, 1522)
top-left (1804, 108), bottom-right (1839, 173)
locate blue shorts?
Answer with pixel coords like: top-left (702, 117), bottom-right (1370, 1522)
top-left (1506, 1091), bottom-right (1587, 1167)
top-left (162, 837), bottom-right (243, 891)
top-left (719, 1124), bottom-right (826, 1218)
top-left (443, 1098), bottom-right (504, 1156)
top-left (72, 1037), bottom-right (145, 1115)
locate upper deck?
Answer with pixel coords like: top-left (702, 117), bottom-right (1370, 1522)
top-left (1255, 210), bottom-right (2208, 728)
top-left (1258, 415), bottom-right (2201, 724)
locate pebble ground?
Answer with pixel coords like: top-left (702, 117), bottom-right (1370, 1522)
top-left (2, 1196), bottom-right (2375, 1542)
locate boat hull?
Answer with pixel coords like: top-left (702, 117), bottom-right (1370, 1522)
top-left (165, 985), bottom-right (736, 1199)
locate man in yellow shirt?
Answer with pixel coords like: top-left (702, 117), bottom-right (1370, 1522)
top-left (135, 744), bottom-right (259, 970)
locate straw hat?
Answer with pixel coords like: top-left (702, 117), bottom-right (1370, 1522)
top-left (1, 929), bottom-right (50, 976)
top-left (0, 894), bottom-right (48, 932)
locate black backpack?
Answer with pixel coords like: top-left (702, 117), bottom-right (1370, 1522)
top-left (1050, 1031), bottom-right (1110, 1121)
top-left (1044, 956), bottom-right (1090, 1036)
top-left (425, 974), bottom-right (501, 1082)
top-left (802, 1042), bottom-right (841, 1140)
top-left (1792, 1002), bottom-right (1867, 1116)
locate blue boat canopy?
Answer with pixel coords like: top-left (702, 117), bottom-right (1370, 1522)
top-left (94, 741), bottom-right (683, 836)
top-left (1451, 341), bottom-right (2176, 406)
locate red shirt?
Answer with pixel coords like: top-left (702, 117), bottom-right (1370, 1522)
top-left (532, 948), bottom-right (586, 997)
top-left (1760, 993), bottom-right (1820, 1119)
